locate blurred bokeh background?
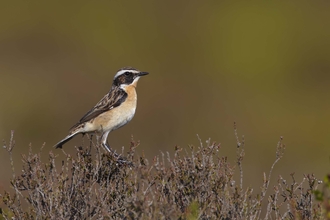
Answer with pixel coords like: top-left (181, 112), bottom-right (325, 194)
top-left (1, 1), bottom-right (329, 195)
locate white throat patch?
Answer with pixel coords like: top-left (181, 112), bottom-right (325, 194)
top-left (120, 76), bottom-right (140, 90)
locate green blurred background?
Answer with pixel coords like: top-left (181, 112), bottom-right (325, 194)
top-left (1, 1), bottom-right (330, 193)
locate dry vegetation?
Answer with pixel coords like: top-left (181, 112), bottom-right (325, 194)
top-left (0, 126), bottom-right (328, 219)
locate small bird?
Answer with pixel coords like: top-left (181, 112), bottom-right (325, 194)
top-left (54, 67), bottom-right (149, 154)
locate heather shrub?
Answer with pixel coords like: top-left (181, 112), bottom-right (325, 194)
top-left (0, 126), bottom-right (325, 219)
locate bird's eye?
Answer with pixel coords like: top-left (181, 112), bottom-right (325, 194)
top-left (124, 72), bottom-right (130, 76)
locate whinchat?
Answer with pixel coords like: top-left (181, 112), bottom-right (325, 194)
top-left (54, 67), bottom-right (149, 153)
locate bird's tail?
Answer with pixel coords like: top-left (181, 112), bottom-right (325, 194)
top-left (53, 132), bottom-right (79, 149)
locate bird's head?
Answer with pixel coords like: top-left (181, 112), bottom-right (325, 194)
top-left (112, 67), bottom-right (149, 89)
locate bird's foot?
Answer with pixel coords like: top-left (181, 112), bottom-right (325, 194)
top-left (102, 143), bottom-right (134, 167)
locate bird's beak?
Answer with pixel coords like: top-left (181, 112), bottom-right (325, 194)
top-left (138, 71), bottom-right (149, 76)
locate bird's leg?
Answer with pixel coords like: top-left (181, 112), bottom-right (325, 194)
top-left (101, 130), bottom-right (111, 153)
top-left (100, 131), bottom-right (132, 166)
top-left (102, 143), bottom-right (112, 153)
top-left (95, 132), bottom-right (100, 144)
top-left (87, 133), bottom-right (93, 154)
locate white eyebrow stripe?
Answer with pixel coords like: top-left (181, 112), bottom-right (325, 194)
top-left (114, 69), bottom-right (139, 79)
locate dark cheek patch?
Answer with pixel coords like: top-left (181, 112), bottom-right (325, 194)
top-left (125, 75), bottom-right (134, 84)
top-left (114, 75), bottom-right (125, 86)
top-left (121, 75), bottom-right (134, 85)
top-left (120, 75), bottom-right (127, 84)
top-left (114, 74), bottom-right (135, 86)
